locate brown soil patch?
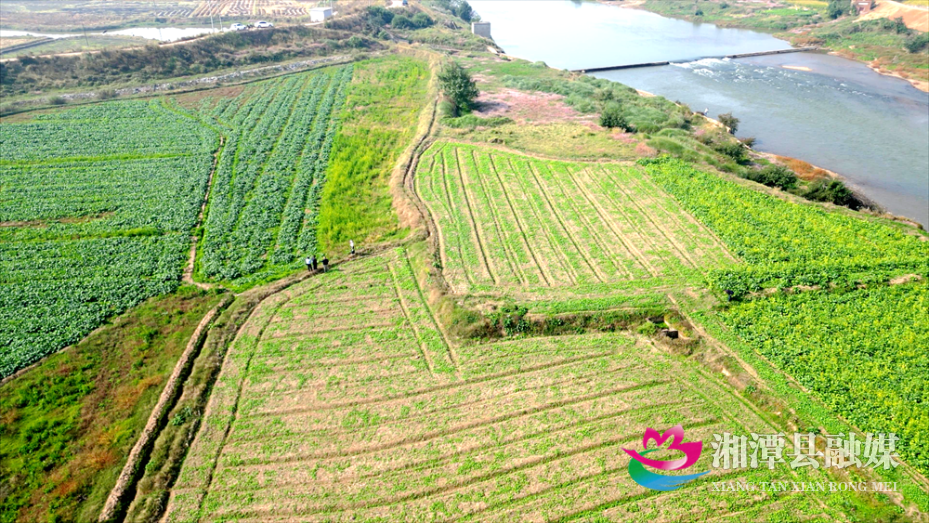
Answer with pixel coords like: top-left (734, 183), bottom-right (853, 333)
top-left (862, 0), bottom-right (929, 32)
top-left (473, 89), bottom-right (584, 124)
top-left (770, 154), bottom-right (833, 181)
top-left (174, 85), bottom-right (246, 110)
top-left (0, 38), bottom-right (34, 49)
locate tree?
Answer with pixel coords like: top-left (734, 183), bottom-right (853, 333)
top-left (437, 62), bottom-right (479, 113)
top-left (718, 112), bottom-right (739, 134)
top-left (599, 102), bottom-right (632, 131)
top-left (826, 0), bottom-right (850, 19)
top-left (454, 0), bottom-right (474, 22)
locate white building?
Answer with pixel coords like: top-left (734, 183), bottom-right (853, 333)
top-left (310, 6), bottom-right (333, 22)
top-left (389, 0), bottom-right (408, 7)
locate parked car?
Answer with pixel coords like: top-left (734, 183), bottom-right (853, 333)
top-left (229, 22), bottom-right (247, 31)
top-left (254, 20), bottom-right (273, 28)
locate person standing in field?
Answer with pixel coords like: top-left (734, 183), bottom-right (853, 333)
top-left (312, 255), bottom-right (318, 271)
top-left (322, 255), bottom-right (329, 272)
top-left (350, 239), bottom-right (355, 256)
top-left (305, 256), bottom-right (313, 272)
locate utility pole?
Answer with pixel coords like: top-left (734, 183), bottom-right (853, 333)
top-left (208, 0), bottom-right (216, 33)
top-left (81, 24), bottom-right (90, 50)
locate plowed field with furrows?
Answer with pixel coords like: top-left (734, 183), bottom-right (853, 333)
top-left (165, 249), bottom-right (848, 523)
top-left (415, 142), bottom-right (736, 294)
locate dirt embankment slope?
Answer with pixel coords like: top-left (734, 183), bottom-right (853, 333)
top-left (862, 0), bottom-right (929, 32)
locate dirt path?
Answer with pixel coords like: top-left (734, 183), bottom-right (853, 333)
top-left (97, 295), bottom-right (232, 522)
top-left (183, 128), bottom-right (224, 290)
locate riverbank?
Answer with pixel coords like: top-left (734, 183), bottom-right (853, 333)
top-left (692, 109), bottom-right (921, 228)
top-left (604, 0), bottom-right (929, 93)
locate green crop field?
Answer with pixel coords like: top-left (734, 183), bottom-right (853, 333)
top-left (416, 142), bottom-right (736, 294)
top-left (0, 101), bottom-right (217, 378)
top-left (722, 280), bottom-right (929, 474)
top-left (164, 248), bottom-right (877, 522)
top-left (640, 158), bottom-right (929, 296)
top-left (195, 66), bottom-right (353, 284)
top-left (0, 57), bottom-right (430, 379)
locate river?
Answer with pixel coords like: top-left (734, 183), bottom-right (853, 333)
top-left (469, 0), bottom-right (929, 226)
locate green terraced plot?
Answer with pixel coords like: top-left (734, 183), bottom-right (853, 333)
top-left (415, 142), bottom-right (736, 295)
top-left (165, 250), bottom-right (871, 523)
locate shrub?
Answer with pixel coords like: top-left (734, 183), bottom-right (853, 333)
top-left (345, 35), bottom-right (367, 48)
top-left (713, 142), bottom-right (746, 163)
top-left (96, 90), bottom-right (117, 100)
top-left (904, 33), bottom-right (929, 53)
top-left (412, 13), bottom-right (434, 28)
top-left (694, 8), bottom-right (704, 16)
top-left (367, 6), bottom-right (394, 25)
top-left (804, 179), bottom-right (860, 209)
top-left (746, 164), bottom-right (798, 190)
top-left (437, 62), bottom-right (479, 113)
top-left (49, 96), bottom-right (66, 105)
top-left (391, 14), bottom-right (416, 30)
top-left (438, 98), bottom-right (457, 117)
top-left (442, 115), bottom-right (511, 129)
top-left (599, 101), bottom-right (633, 131)
top-left (718, 112), bottom-right (739, 133)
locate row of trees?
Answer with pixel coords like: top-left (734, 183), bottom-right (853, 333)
top-left (366, 6), bottom-right (434, 30)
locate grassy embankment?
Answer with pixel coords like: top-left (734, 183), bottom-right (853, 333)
top-left (316, 55), bottom-right (432, 254)
top-left (0, 287), bottom-right (223, 523)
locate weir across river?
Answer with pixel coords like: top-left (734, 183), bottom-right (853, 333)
top-left (572, 47), bottom-right (820, 73)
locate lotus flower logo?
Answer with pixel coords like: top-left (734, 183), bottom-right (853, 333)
top-left (622, 424), bottom-right (709, 491)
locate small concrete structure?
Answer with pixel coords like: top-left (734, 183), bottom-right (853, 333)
top-left (310, 6), bottom-right (333, 22)
top-left (852, 1), bottom-right (872, 14)
top-left (389, 0), bottom-right (408, 7)
top-left (471, 21), bottom-right (491, 39)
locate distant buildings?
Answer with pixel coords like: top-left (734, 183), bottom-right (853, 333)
top-left (471, 21), bottom-right (491, 39)
top-left (310, 6), bottom-right (332, 22)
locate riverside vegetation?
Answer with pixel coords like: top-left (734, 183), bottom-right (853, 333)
top-left (1, 4), bottom-right (927, 522)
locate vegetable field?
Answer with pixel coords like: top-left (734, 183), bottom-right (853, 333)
top-left (640, 158), bottom-right (929, 296)
top-left (164, 249), bottom-right (861, 522)
top-left (0, 101), bottom-right (217, 378)
top-left (416, 142), bottom-right (735, 294)
top-left (196, 65), bottom-right (353, 284)
top-left (722, 280), bottom-right (929, 475)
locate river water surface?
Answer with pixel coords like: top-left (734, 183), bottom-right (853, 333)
top-left (470, 0), bottom-right (929, 225)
